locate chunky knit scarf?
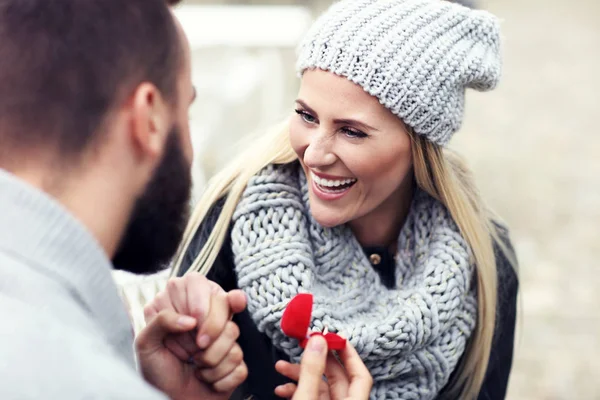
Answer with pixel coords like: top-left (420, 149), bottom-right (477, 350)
top-left (231, 163), bottom-right (477, 400)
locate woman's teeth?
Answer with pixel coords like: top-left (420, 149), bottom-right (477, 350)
top-left (311, 172), bottom-right (357, 192)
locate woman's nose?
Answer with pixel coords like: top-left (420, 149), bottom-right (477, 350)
top-left (302, 130), bottom-right (336, 169)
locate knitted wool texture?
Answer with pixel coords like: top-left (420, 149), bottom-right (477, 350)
top-left (296, 0), bottom-right (502, 146)
top-left (231, 164), bottom-right (477, 399)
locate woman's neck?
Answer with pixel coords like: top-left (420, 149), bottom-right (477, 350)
top-left (349, 179), bottom-right (415, 251)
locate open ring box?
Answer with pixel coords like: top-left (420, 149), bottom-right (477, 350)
top-left (281, 293), bottom-right (346, 350)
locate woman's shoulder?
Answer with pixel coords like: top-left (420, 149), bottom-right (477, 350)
top-left (490, 219), bottom-right (519, 305)
top-left (491, 220), bottom-right (518, 273)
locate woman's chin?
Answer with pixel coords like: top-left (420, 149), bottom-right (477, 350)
top-left (307, 190), bottom-right (354, 228)
top-left (310, 208), bottom-right (347, 228)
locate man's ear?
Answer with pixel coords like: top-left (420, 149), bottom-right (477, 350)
top-left (129, 83), bottom-right (171, 161)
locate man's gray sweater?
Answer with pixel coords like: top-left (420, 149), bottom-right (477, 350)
top-left (0, 169), bottom-right (168, 399)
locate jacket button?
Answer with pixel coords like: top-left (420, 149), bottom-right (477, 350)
top-left (369, 253), bottom-right (382, 265)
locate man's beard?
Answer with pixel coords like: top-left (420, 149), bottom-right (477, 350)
top-left (112, 127), bottom-right (192, 275)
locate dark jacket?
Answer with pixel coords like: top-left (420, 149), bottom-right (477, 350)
top-left (179, 199), bottom-right (519, 400)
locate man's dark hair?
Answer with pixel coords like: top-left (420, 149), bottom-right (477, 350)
top-left (0, 0), bottom-right (182, 165)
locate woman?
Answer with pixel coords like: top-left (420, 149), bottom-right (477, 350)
top-left (172, 0), bottom-right (518, 399)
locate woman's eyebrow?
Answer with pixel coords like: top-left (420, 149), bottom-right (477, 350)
top-left (295, 99), bottom-right (379, 131)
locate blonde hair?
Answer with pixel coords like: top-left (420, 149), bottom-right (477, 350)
top-left (171, 119), bottom-right (513, 399)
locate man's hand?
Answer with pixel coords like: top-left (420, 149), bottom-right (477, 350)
top-left (274, 335), bottom-right (373, 400)
top-left (135, 273), bottom-right (248, 400)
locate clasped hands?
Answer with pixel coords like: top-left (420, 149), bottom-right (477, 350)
top-left (136, 273), bottom-right (372, 400)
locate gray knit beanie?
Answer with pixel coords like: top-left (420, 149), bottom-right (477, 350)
top-left (296, 0), bottom-right (502, 146)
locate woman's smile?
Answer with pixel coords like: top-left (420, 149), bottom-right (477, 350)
top-left (309, 170), bottom-right (357, 201)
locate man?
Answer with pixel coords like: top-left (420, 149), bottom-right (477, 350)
top-left (0, 0), bottom-right (246, 398)
top-left (0, 0), bottom-right (372, 398)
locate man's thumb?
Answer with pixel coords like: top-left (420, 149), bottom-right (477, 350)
top-left (293, 335), bottom-right (328, 399)
top-left (136, 310), bottom-right (196, 354)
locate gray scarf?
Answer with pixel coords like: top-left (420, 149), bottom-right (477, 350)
top-left (231, 163), bottom-right (477, 400)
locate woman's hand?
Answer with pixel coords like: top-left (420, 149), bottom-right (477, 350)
top-left (275, 335), bottom-right (373, 400)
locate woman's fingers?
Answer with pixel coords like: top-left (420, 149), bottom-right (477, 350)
top-left (143, 289), bottom-right (174, 324)
top-left (193, 320), bottom-right (240, 367)
top-left (195, 343), bottom-right (244, 383)
top-left (198, 361), bottom-right (248, 394)
top-left (166, 277), bottom-right (188, 315)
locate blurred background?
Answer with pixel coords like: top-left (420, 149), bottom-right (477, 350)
top-left (116, 0), bottom-right (600, 398)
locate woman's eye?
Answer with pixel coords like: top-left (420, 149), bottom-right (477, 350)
top-left (295, 109), bottom-right (317, 124)
top-left (341, 127), bottom-right (368, 139)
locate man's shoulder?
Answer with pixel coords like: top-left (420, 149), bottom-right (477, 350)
top-left (0, 296), bottom-right (167, 400)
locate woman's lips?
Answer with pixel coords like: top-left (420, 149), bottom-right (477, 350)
top-left (310, 171), bottom-right (356, 201)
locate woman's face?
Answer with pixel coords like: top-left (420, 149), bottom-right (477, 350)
top-left (290, 69), bottom-right (414, 228)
